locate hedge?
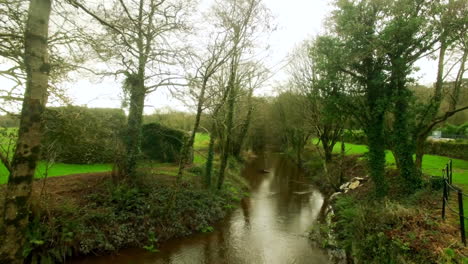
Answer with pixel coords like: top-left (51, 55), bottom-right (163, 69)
top-left (42, 106), bottom-right (126, 164)
top-left (343, 130), bottom-right (468, 160)
top-left (424, 141), bottom-right (468, 160)
top-left (141, 123), bottom-right (188, 162)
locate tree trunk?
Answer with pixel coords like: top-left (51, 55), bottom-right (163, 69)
top-left (412, 36), bottom-right (448, 174)
top-left (177, 79), bottom-right (208, 178)
top-left (321, 138), bottom-right (333, 164)
top-left (339, 136), bottom-right (345, 186)
top-left (0, 0), bottom-right (52, 262)
top-left (204, 123), bottom-right (216, 188)
top-left (365, 66), bottom-right (388, 197)
top-left (414, 135), bottom-right (425, 171)
top-left (217, 62), bottom-right (236, 190)
top-left (123, 76), bottom-right (146, 179)
top-left (391, 61), bottom-right (420, 189)
top-left (366, 115), bottom-right (387, 197)
top-left (232, 92), bottom-right (254, 158)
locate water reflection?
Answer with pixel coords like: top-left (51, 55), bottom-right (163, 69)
top-left (70, 154), bottom-right (329, 264)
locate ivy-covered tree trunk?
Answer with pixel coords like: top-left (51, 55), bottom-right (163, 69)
top-left (0, 0), bottom-right (52, 262)
top-left (366, 112), bottom-right (387, 197)
top-left (204, 123), bottom-right (217, 188)
top-left (391, 60), bottom-right (420, 189)
top-left (365, 68), bottom-right (388, 197)
top-left (123, 75), bottom-right (146, 179)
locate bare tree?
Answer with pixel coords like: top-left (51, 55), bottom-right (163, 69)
top-left (230, 61), bottom-right (269, 158)
top-left (211, 0), bottom-right (271, 190)
top-left (176, 31), bottom-right (234, 179)
top-left (70, 0), bottom-right (194, 179)
top-left (0, 0), bottom-right (83, 115)
top-left (414, 36), bottom-right (468, 170)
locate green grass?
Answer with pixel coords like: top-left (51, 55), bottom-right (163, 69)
top-left (194, 133), bottom-right (210, 149)
top-left (0, 162), bottom-right (113, 184)
top-left (320, 140), bottom-right (468, 186)
top-left (0, 132), bottom-right (211, 184)
top-left (316, 139), bottom-right (468, 238)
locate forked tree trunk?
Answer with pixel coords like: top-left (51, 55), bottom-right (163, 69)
top-left (0, 0), bottom-right (52, 262)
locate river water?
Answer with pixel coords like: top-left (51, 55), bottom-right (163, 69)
top-left (70, 154), bottom-right (330, 264)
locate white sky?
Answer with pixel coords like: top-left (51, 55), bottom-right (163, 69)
top-left (2, 0), bottom-right (441, 114)
top-left (66, 0), bottom-right (338, 113)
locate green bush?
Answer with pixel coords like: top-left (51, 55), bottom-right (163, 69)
top-left (42, 106), bottom-right (126, 164)
top-left (141, 123), bottom-right (188, 162)
top-left (440, 123), bottom-right (468, 138)
top-left (343, 129), bottom-right (367, 145)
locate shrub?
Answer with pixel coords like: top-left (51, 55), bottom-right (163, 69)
top-left (42, 106), bottom-right (126, 164)
top-left (343, 129), bottom-right (367, 145)
top-left (439, 123), bottom-right (468, 139)
top-left (141, 123), bottom-right (188, 162)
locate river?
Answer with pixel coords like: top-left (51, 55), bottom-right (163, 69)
top-left (70, 154), bottom-right (330, 264)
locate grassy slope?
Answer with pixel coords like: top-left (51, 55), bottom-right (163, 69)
top-left (0, 133), bottom-right (210, 184)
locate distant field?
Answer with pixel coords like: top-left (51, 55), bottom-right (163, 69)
top-left (0, 132), bottom-right (211, 184)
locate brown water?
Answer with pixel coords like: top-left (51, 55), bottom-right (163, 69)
top-left (70, 154), bottom-right (330, 264)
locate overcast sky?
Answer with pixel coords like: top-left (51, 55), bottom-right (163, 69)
top-left (3, 0), bottom-right (441, 114)
top-left (64, 0), bottom-right (338, 113)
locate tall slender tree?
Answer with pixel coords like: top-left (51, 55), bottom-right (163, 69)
top-left (0, 0), bottom-right (52, 262)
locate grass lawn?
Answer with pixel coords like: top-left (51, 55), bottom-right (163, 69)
top-left (0, 162), bottom-right (113, 184)
top-left (0, 132), bottom-right (211, 184)
top-left (323, 140), bottom-right (468, 233)
top-left (324, 140), bottom-right (468, 186)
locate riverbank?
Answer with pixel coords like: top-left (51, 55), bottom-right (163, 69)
top-left (301, 150), bottom-right (468, 263)
top-left (0, 158), bottom-right (248, 263)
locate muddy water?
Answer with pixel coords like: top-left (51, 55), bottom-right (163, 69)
top-left (70, 154), bottom-right (330, 264)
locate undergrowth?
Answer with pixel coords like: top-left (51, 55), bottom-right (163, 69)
top-left (329, 178), bottom-right (468, 264)
top-left (22, 169), bottom-right (247, 264)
